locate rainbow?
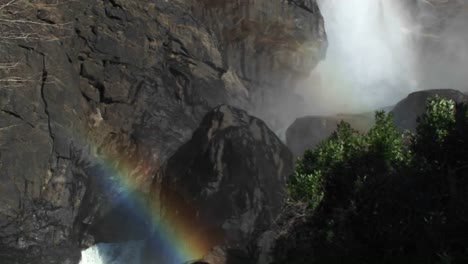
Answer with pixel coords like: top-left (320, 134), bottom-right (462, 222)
top-left (84, 143), bottom-right (219, 264)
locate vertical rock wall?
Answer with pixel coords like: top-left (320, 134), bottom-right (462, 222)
top-left (0, 0), bottom-right (326, 262)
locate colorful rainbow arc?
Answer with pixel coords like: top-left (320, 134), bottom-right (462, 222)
top-left (86, 148), bottom-right (215, 264)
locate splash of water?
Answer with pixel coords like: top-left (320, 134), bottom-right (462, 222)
top-left (297, 0), bottom-right (417, 114)
top-left (80, 241), bottom-right (144, 264)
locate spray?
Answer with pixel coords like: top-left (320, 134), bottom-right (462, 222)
top-left (296, 0), bottom-right (417, 115)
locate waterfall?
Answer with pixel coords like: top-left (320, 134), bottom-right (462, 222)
top-left (297, 0), bottom-right (417, 114)
top-left (79, 241), bottom-right (145, 264)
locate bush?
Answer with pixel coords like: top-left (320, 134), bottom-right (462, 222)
top-left (287, 111), bottom-right (406, 208)
top-left (283, 97), bottom-right (468, 263)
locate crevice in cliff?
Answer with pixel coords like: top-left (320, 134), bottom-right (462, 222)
top-left (108, 0), bottom-right (123, 9)
top-left (168, 37), bottom-right (192, 57)
top-left (17, 44), bottom-right (45, 56)
top-left (203, 60), bottom-right (227, 77)
top-left (287, 0), bottom-right (315, 13)
top-left (164, 34), bottom-right (228, 77)
top-left (100, 97), bottom-right (128, 105)
top-left (40, 55), bottom-right (55, 146)
top-left (0, 110), bottom-right (35, 128)
top-left (79, 90), bottom-right (93, 103)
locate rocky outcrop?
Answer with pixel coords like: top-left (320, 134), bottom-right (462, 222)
top-left (187, 0), bottom-right (328, 130)
top-left (392, 89), bottom-right (468, 132)
top-left (147, 105), bottom-right (294, 263)
top-left (286, 113), bottom-right (375, 157)
top-left (0, 0), bottom-right (326, 262)
top-left (191, 0), bottom-right (327, 83)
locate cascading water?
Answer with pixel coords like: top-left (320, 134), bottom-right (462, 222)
top-left (80, 241), bottom-right (144, 264)
top-left (297, 0), bottom-right (417, 114)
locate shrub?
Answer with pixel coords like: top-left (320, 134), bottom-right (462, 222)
top-left (283, 98), bottom-right (468, 263)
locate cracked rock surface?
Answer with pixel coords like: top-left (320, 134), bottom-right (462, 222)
top-left (0, 0), bottom-right (326, 262)
top-left (148, 105), bottom-right (293, 263)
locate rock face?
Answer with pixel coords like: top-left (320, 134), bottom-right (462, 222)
top-left (148, 105), bottom-right (294, 263)
top-left (392, 89), bottom-right (468, 132)
top-left (191, 0), bottom-right (327, 83)
top-left (190, 0), bottom-right (327, 129)
top-left (286, 114), bottom-right (375, 157)
top-left (0, 0), bottom-right (326, 262)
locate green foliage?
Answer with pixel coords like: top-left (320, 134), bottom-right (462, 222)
top-left (288, 121), bottom-right (363, 208)
top-left (415, 96), bottom-right (456, 145)
top-left (287, 166), bottom-right (324, 209)
top-left (287, 111), bottom-right (407, 208)
top-left (367, 111), bottom-right (407, 166)
top-left (411, 97), bottom-right (464, 173)
top-left (283, 97), bottom-right (468, 263)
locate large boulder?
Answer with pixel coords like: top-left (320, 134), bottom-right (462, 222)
top-left (392, 89), bottom-right (468, 132)
top-left (147, 105), bottom-right (294, 263)
top-left (286, 113), bottom-right (374, 158)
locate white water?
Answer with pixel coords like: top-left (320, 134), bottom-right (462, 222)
top-left (297, 0), bottom-right (417, 114)
top-left (79, 241), bottom-right (144, 264)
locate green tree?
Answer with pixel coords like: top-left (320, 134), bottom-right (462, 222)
top-left (287, 111), bottom-right (407, 209)
top-left (288, 121), bottom-right (364, 209)
top-left (282, 98), bottom-right (468, 264)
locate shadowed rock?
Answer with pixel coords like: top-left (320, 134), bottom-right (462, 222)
top-left (286, 113), bottom-right (374, 158)
top-left (0, 0), bottom-right (325, 262)
top-left (147, 105), bottom-right (294, 263)
top-left (392, 89), bottom-right (468, 132)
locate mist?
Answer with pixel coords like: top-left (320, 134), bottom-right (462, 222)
top-left (295, 0), bottom-right (468, 115)
top-left (413, 0), bottom-right (468, 91)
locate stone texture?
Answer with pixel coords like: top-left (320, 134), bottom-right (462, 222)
top-left (189, 0), bottom-right (327, 130)
top-left (148, 105), bottom-right (294, 263)
top-left (0, 0), bottom-right (326, 262)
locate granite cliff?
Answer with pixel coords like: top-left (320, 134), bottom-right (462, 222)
top-left (0, 0), bottom-right (326, 263)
